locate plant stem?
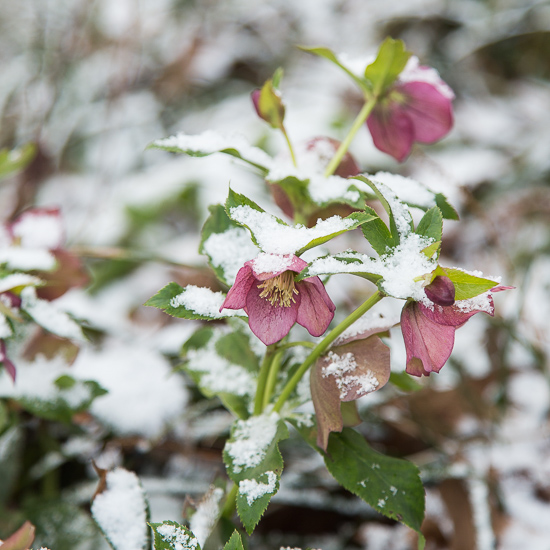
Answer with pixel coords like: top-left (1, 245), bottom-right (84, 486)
top-left (221, 483), bottom-right (238, 519)
top-left (263, 350), bottom-right (283, 410)
top-left (275, 341), bottom-right (316, 351)
top-left (281, 126), bottom-right (297, 167)
top-left (272, 290), bottom-right (384, 412)
top-left (323, 95), bottom-right (377, 178)
top-left (254, 345), bottom-right (276, 415)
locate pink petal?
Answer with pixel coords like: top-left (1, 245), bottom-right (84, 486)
top-left (401, 301), bottom-right (456, 376)
top-left (246, 283), bottom-right (300, 345)
top-left (296, 279), bottom-right (335, 337)
top-left (398, 81), bottom-right (454, 144)
top-left (251, 89), bottom-right (262, 118)
top-left (424, 275), bottom-right (455, 306)
top-left (0, 340), bottom-right (16, 382)
top-left (419, 298), bottom-right (492, 328)
top-left (221, 265), bottom-right (256, 311)
top-left (10, 207), bottom-right (64, 249)
top-left (367, 104), bottom-right (415, 162)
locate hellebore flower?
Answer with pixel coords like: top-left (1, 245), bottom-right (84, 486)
top-left (401, 276), bottom-right (511, 376)
top-left (220, 253), bottom-right (335, 345)
top-left (367, 56), bottom-right (455, 162)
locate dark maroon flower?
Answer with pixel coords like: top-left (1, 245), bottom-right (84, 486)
top-left (401, 285), bottom-right (512, 376)
top-left (221, 253), bottom-right (335, 345)
top-left (366, 57), bottom-right (454, 162)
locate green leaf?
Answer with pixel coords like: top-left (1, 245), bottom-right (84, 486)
top-left (296, 211), bottom-right (377, 255)
top-left (148, 133), bottom-right (271, 173)
top-left (184, 327), bottom-right (256, 419)
top-left (324, 428), bottom-right (425, 533)
top-left (353, 175), bottom-right (413, 246)
top-left (268, 175), bottom-right (314, 215)
top-left (149, 522), bottom-right (200, 550)
top-left (16, 379), bottom-right (107, 423)
top-left (255, 71), bottom-right (286, 130)
top-left (145, 282), bottom-right (244, 321)
top-left (435, 193), bottom-right (459, 221)
top-left (415, 206), bottom-right (443, 246)
top-left (223, 531), bottom-right (244, 550)
top-left (0, 425), bottom-right (24, 505)
top-left (0, 144), bottom-right (36, 180)
top-left (389, 371), bottom-right (423, 392)
top-left (360, 205), bottom-right (395, 256)
top-left (364, 37), bottom-right (411, 96)
top-left (443, 268), bottom-right (498, 300)
top-left (223, 414), bottom-right (289, 534)
top-left (299, 46), bottom-right (371, 92)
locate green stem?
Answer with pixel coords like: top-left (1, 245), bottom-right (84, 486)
top-left (323, 95), bottom-right (377, 178)
top-left (263, 350), bottom-right (284, 410)
top-left (281, 126), bottom-right (297, 167)
top-left (273, 291), bottom-right (384, 413)
top-left (254, 345), bottom-right (276, 415)
top-left (221, 483), bottom-right (238, 519)
top-left (275, 341), bottom-right (316, 352)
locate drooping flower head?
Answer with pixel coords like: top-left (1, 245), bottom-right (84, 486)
top-left (401, 276), bottom-right (512, 376)
top-left (221, 253), bottom-right (335, 345)
top-left (367, 56), bottom-right (455, 162)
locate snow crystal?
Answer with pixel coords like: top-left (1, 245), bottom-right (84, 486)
top-left (20, 287), bottom-right (85, 342)
top-left (370, 180), bottom-right (413, 238)
top-left (398, 56), bottom-right (455, 100)
top-left (0, 314), bottom-right (12, 339)
top-left (91, 468), bottom-right (148, 550)
top-left (225, 413), bottom-right (279, 473)
top-left (185, 332), bottom-right (256, 397)
top-left (189, 487), bottom-right (224, 547)
top-left (229, 205), bottom-right (356, 254)
top-left (170, 286), bottom-right (244, 318)
top-left (0, 273), bottom-right (43, 293)
top-left (239, 471), bottom-right (277, 505)
top-left (371, 171), bottom-right (436, 208)
top-left (308, 233), bottom-right (435, 301)
top-left (153, 130), bottom-right (273, 169)
top-left (252, 253), bottom-right (295, 274)
top-left (454, 292), bottom-right (494, 315)
top-left (377, 498), bottom-right (387, 507)
top-left (11, 211), bottom-right (64, 249)
top-left (156, 523), bottom-right (199, 550)
top-left (202, 226), bottom-right (258, 284)
top-left (0, 247), bottom-right (57, 271)
top-left (322, 351), bottom-right (379, 399)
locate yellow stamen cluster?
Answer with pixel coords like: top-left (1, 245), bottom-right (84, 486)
top-left (258, 271), bottom-right (299, 308)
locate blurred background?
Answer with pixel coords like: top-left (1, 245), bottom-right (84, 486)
top-left (0, 0), bottom-right (549, 548)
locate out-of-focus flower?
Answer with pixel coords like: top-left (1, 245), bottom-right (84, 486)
top-left (367, 57), bottom-right (455, 162)
top-left (401, 277), bottom-right (511, 376)
top-left (221, 253), bottom-right (335, 345)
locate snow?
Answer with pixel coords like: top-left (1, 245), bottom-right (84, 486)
top-left (20, 287), bottom-right (86, 342)
top-left (0, 247), bottom-right (57, 271)
top-left (201, 226), bottom-right (259, 284)
top-left (188, 486), bottom-right (224, 547)
top-left (156, 523), bottom-right (199, 550)
top-left (398, 56), bottom-right (455, 100)
top-left (225, 413), bottom-right (279, 473)
top-left (239, 471), bottom-right (277, 505)
top-left (229, 205), bottom-right (356, 254)
top-left (371, 171), bottom-right (436, 209)
top-left (91, 468), bottom-right (148, 550)
top-left (0, 273), bottom-right (42, 293)
top-left (11, 210), bottom-right (64, 249)
top-left (170, 285), bottom-right (244, 318)
top-left (251, 253), bottom-right (295, 274)
top-left (322, 351), bottom-right (379, 399)
top-left (185, 330), bottom-right (256, 398)
top-left (152, 130), bottom-right (274, 169)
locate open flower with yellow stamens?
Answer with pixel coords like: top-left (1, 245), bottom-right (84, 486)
top-left (220, 253), bottom-right (335, 345)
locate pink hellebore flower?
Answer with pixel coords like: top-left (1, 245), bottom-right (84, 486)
top-left (401, 276), bottom-right (512, 376)
top-left (221, 253), bottom-right (335, 346)
top-left (367, 57), bottom-right (455, 162)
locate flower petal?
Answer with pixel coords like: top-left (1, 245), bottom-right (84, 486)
top-left (248, 254), bottom-right (307, 280)
top-left (246, 283), bottom-right (300, 345)
top-left (401, 301), bottom-right (456, 376)
top-left (296, 278), bottom-right (335, 337)
top-left (221, 265), bottom-right (256, 310)
top-left (424, 275), bottom-right (455, 306)
top-left (0, 340), bottom-right (16, 382)
top-left (367, 104), bottom-right (415, 162)
top-left (398, 81), bottom-right (454, 144)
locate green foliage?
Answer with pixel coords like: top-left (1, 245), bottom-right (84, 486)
top-left (324, 428), bottom-right (425, 534)
top-left (149, 521), bottom-right (201, 550)
top-left (360, 205), bottom-right (395, 256)
top-left (364, 37), bottom-right (411, 96)
top-left (222, 531), bottom-right (244, 550)
top-left (223, 415), bottom-right (289, 534)
top-left (389, 372), bottom-right (423, 392)
top-left (416, 207), bottom-right (443, 247)
top-left (0, 425), bottom-right (24, 506)
top-left (0, 144), bottom-right (36, 180)
top-left (255, 69), bottom-right (286, 130)
top-left (443, 268), bottom-right (498, 300)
